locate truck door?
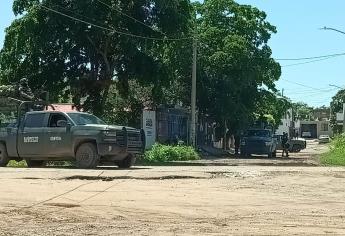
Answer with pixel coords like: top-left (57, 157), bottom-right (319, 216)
top-left (46, 113), bottom-right (72, 157)
top-left (18, 113), bottom-right (47, 158)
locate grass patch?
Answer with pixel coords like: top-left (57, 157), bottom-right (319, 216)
top-left (7, 160), bottom-right (27, 168)
top-left (320, 135), bottom-right (345, 166)
top-left (143, 143), bottom-right (200, 163)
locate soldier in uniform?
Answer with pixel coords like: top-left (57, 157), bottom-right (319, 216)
top-left (282, 132), bottom-right (290, 157)
top-left (18, 78), bottom-right (34, 101)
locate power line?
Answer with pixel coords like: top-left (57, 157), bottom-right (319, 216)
top-left (280, 79), bottom-right (330, 91)
top-left (95, 0), bottom-right (165, 36)
top-left (49, 3), bottom-right (113, 30)
top-left (285, 89), bottom-right (337, 96)
top-left (281, 55), bottom-right (342, 67)
top-left (40, 5), bottom-right (193, 41)
top-left (276, 52), bottom-right (345, 61)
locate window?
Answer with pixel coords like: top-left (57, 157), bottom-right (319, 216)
top-left (67, 113), bottom-right (105, 125)
top-left (321, 123), bottom-right (329, 132)
top-left (24, 113), bottom-right (45, 128)
top-left (245, 130), bottom-right (271, 137)
top-left (48, 113), bottom-right (67, 127)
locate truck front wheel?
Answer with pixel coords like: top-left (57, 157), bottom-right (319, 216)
top-left (0, 143), bottom-right (9, 167)
top-left (75, 143), bottom-right (100, 169)
top-left (117, 154), bottom-right (136, 169)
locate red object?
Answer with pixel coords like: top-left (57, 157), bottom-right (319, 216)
top-left (46, 104), bottom-right (80, 112)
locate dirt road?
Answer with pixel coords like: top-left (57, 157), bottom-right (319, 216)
top-left (1, 141), bottom-right (345, 235)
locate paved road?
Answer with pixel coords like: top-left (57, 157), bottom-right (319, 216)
top-left (1, 140), bottom-right (345, 235)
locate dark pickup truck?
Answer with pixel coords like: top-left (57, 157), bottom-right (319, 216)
top-left (0, 108), bottom-right (145, 169)
top-left (240, 129), bottom-right (277, 158)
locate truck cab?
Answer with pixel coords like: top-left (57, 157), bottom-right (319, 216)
top-left (240, 129), bottom-right (277, 158)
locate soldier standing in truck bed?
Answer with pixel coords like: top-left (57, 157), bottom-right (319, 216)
top-left (17, 78), bottom-right (34, 101)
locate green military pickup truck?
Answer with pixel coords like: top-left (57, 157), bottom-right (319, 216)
top-left (0, 107), bottom-right (145, 169)
top-left (274, 135), bottom-right (306, 153)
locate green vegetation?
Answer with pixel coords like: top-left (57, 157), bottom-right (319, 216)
top-left (321, 135), bottom-right (345, 166)
top-left (0, 0), bottom-right (287, 130)
top-left (144, 144), bottom-right (200, 163)
top-left (330, 89), bottom-right (345, 134)
top-left (7, 160), bottom-right (27, 168)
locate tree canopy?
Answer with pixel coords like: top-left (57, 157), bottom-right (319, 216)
top-left (0, 0), bottom-right (286, 131)
top-left (330, 89), bottom-right (345, 133)
top-left (194, 0), bottom-right (281, 131)
top-left (0, 0), bottom-right (192, 116)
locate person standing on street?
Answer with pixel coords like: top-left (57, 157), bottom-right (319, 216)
top-left (282, 132), bottom-right (289, 157)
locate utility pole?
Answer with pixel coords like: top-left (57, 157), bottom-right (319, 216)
top-left (343, 103), bottom-right (345, 133)
top-left (190, 38), bottom-right (197, 147)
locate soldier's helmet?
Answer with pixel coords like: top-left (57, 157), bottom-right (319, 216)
top-left (20, 78), bottom-right (28, 85)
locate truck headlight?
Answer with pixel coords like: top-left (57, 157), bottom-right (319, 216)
top-left (102, 130), bottom-right (117, 137)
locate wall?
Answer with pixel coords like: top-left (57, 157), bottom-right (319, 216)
top-left (142, 110), bottom-right (156, 149)
top-left (300, 121), bottom-right (333, 138)
top-left (276, 109), bottom-right (293, 136)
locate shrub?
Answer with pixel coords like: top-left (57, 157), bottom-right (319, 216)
top-left (7, 160), bottom-right (27, 168)
top-left (321, 135), bottom-right (345, 166)
top-left (144, 144), bottom-right (200, 163)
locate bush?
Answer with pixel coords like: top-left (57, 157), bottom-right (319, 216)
top-left (321, 135), bottom-right (345, 166)
top-left (144, 144), bottom-right (200, 163)
top-left (7, 160), bottom-right (27, 168)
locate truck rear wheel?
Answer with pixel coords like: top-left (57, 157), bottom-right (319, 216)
top-left (75, 143), bottom-right (100, 169)
top-left (0, 143), bottom-right (9, 167)
top-left (117, 154), bottom-right (136, 169)
top-left (292, 144), bottom-right (302, 153)
top-left (26, 160), bottom-right (45, 168)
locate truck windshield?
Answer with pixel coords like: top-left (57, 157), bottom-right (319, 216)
top-left (67, 113), bottom-right (106, 125)
top-left (245, 130), bottom-right (271, 137)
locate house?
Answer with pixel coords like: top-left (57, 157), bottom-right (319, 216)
top-left (142, 106), bottom-right (190, 149)
top-left (299, 120), bottom-right (333, 138)
top-left (276, 109), bottom-right (294, 137)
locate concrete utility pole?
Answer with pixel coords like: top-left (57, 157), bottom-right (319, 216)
top-left (190, 38), bottom-right (197, 147)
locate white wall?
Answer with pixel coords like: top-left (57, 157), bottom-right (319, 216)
top-left (142, 110), bottom-right (156, 149)
top-left (276, 109), bottom-right (293, 136)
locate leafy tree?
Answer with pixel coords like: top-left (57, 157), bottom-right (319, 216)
top-left (0, 0), bottom-right (192, 116)
top-left (194, 0), bottom-right (281, 133)
top-left (292, 102), bottom-right (314, 121)
top-left (330, 89), bottom-right (345, 133)
top-left (255, 90), bottom-right (291, 128)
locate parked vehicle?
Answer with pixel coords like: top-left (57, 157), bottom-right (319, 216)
top-left (318, 135), bottom-right (331, 144)
top-left (274, 135), bottom-right (307, 153)
top-left (0, 100), bottom-right (145, 169)
top-left (301, 131), bottom-right (312, 138)
top-left (240, 129), bottom-right (277, 158)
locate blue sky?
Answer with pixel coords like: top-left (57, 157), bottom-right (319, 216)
top-left (1, 0), bottom-right (345, 107)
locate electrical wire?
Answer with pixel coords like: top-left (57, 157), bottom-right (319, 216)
top-left (95, 0), bottom-right (165, 36)
top-left (48, 3), bottom-right (113, 30)
top-left (281, 55), bottom-right (342, 67)
top-left (275, 52), bottom-right (345, 61)
top-left (280, 79), bottom-right (330, 91)
top-left (40, 5), bottom-right (194, 41)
